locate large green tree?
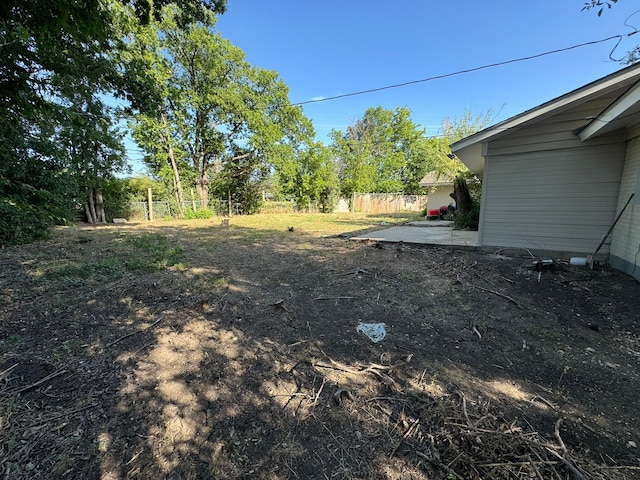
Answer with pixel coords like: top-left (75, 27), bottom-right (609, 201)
top-left (128, 7), bottom-right (312, 211)
top-left (0, 0), bottom-right (228, 244)
top-left (331, 106), bottom-right (430, 198)
top-left (276, 142), bottom-right (339, 212)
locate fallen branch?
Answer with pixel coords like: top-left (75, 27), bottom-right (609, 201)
top-left (106, 313), bottom-right (165, 348)
top-left (468, 284), bottom-right (521, 307)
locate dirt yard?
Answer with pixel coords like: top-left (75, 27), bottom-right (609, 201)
top-left (1, 214), bottom-right (639, 479)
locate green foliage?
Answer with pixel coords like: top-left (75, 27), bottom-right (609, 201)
top-left (123, 176), bottom-right (171, 201)
top-left (453, 199), bottom-right (480, 230)
top-left (126, 233), bottom-right (183, 270)
top-left (126, 7), bottom-right (312, 214)
top-left (100, 178), bottom-right (134, 221)
top-left (184, 208), bottom-right (215, 220)
top-left (209, 150), bottom-right (267, 214)
top-left (45, 258), bottom-right (125, 282)
top-left (276, 142), bottom-right (339, 212)
top-left (441, 109), bottom-right (495, 144)
top-left (0, 157), bottom-right (77, 246)
top-left (331, 106), bottom-right (430, 197)
top-left (0, 0), bottom-right (229, 243)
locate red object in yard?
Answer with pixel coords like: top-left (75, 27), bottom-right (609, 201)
top-left (427, 209), bottom-right (440, 218)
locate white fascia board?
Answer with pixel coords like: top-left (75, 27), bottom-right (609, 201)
top-left (579, 81), bottom-right (640, 140)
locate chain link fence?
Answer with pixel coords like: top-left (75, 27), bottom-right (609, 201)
top-left (129, 200), bottom-right (245, 221)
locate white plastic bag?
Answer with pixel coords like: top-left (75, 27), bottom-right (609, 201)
top-left (356, 323), bottom-right (387, 343)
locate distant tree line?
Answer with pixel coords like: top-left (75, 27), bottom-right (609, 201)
top-left (0, 0), bottom-right (492, 247)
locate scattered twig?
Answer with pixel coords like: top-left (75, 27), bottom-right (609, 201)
top-left (311, 377), bottom-right (327, 411)
top-left (273, 299), bottom-right (289, 312)
top-left (415, 451), bottom-right (464, 480)
top-left (546, 448), bottom-right (589, 480)
top-left (554, 419), bottom-right (568, 456)
top-left (28, 403), bottom-right (98, 427)
top-left (106, 313), bottom-right (165, 348)
top-left (0, 363), bottom-right (19, 382)
top-left (531, 395), bottom-right (558, 410)
top-left (472, 325), bottom-right (482, 340)
top-left (459, 391), bottom-right (475, 430)
top-left (389, 418), bottom-right (420, 457)
top-left (8, 369), bottom-right (68, 395)
top-left (312, 296), bottom-right (355, 301)
top-left (333, 388), bottom-right (354, 407)
top-left (528, 454), bottom-right (546, 480)
top-left (339, 268), bottom-right (370, 276)
top-left (468, 284), bottom-right (521, 307)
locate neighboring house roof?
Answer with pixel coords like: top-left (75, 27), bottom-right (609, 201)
top-left (451, 63), bottom-right (640, 176)
top-left (418, 171), bottom-right (454, 187)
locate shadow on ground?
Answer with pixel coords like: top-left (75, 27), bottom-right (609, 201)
top-left (0, 221), bottom-right (639, 479)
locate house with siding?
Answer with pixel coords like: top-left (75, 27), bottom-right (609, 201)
top-left (418, 171), bottom-right (454, 213)
top-left (451, 64), bottom-right (640, 280)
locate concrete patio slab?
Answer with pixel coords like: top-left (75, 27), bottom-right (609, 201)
top-left (350, 225), bottom-right (478, 249)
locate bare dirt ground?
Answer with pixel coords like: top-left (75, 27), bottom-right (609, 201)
top-left (1, 215), bottom-right (639, 479)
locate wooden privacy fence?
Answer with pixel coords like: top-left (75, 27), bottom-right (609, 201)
top-left (352, 193), bottom-right (428, 213)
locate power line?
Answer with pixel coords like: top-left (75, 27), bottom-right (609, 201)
top-left (292, 32), bottom-right (638, 106)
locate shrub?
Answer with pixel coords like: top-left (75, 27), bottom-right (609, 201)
top-left (453, 199), bottom-right (480, 230)
top-left (184, 208), bottom-right (214, 220)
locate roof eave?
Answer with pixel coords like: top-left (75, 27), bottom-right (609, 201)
top-left (451, 64), bottom-right (640, 153)
top-left (579, 79), bottom-right (640, 140)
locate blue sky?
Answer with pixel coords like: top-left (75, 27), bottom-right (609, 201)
top-left (124, 1), bottom-right (640, 172)
top-left (214, 0), bottom-right (640, 141)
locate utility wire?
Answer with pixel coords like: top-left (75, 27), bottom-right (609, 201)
top-left (293, 32), bottom-right (639, 106)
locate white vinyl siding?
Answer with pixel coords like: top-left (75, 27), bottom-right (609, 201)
top-left (479, 142), bottom-right (626, 254)
top-left (610, 128), bottom-right (640, 276)
top-left (427, 186), bottom-right (454, 212)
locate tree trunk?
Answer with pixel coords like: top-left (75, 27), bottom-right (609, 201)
top-left (95, 187), bottom-right (106, 223)
top-left (196, 171), bottom-right (209, 210)
top-left (162, 113), bottom-right (185, 217)
top-left (84, 199), bottom-right (95, 224)
top-left (450, 177), bottom-right (473, 214)
top-left (86, 189), bottom-right (98, 224)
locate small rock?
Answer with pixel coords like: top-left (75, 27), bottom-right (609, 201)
top-left (585, 347), bottom-right (596, 353)
top-left (628, 441), bottom-right (637, 448)
top-left (605, 362), bottom-right (618, 369)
